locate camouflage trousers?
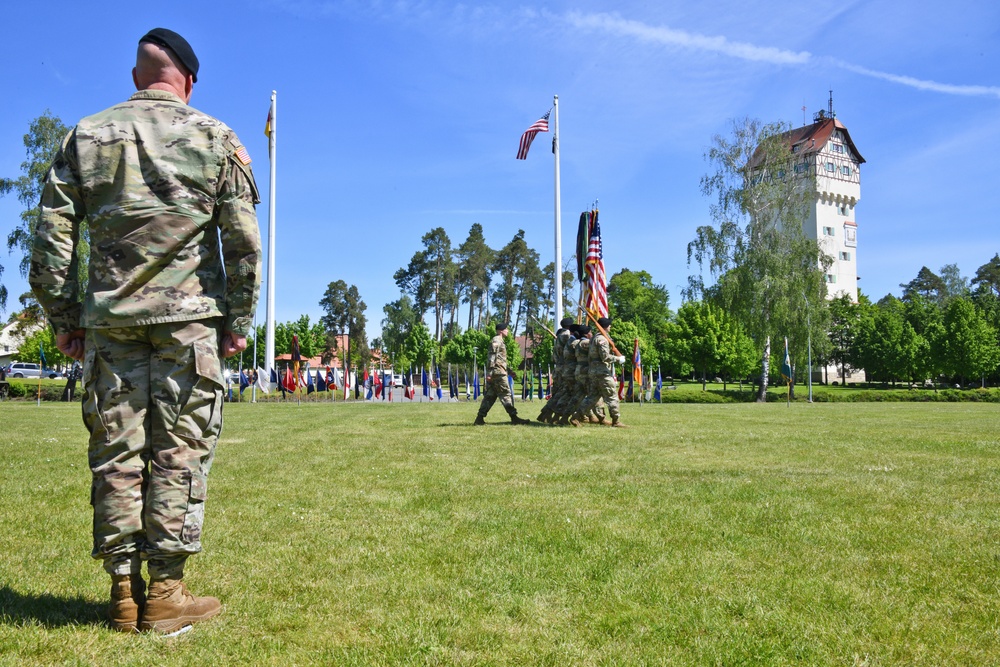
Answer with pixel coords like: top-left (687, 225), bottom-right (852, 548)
top-left (542, 369), bottom-right (570, 415)
top-left (83, 319), bottom-right (224, 580)
top-left (580, 374), bottom-right (620, 421)
top-left (477, 375), bottom-right (516, 419)
top-left (552, 373), bottom-right (578, 416)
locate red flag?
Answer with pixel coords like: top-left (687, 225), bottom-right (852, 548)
top-left (283, 367), bottom-right (297, 392)
top-left (618, 370), bottom-right (625, 400)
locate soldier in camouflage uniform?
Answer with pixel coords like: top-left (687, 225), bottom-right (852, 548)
top-left (474, 323), bottom-right (531, 425)
top-left (553, 324), bottom-right (579, 425)
top-left (578, 318), bottom-right (627, 427)
top-left (537, 317), bottom-right (574, 424)
top-left (30, 29), bottom-right (261, 635)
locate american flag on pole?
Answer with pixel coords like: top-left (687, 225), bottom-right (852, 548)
top-left (584, 212), bottom-right (609, 319)
top-left (516, 112), bottom-right (550, 160)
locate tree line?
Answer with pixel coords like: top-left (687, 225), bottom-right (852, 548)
top-left (3, 112), bottom-right (998, 391)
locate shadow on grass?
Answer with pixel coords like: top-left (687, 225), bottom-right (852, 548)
top-left (0, 585), bottom-right (105, 628)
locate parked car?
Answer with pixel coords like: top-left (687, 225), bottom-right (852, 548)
top-left (5, 362), bottom-right (60, 379)
top-left (392, 374), bottom-right (404, 388)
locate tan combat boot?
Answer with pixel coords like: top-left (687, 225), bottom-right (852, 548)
top-left (109, 574), bottom-right (146, 633)
top-left (139, 579), bottom-right (221, 634)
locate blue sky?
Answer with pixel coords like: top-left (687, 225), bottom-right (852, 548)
top-left (2, 0), bottom-right (998, 334)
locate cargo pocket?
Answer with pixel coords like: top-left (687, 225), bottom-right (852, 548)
top-left (81, 344), bottom-right (109, 443)
top-left (181, 471), bottom-right (208, 547)
top-left (173, 340), bottom-right (225, 442)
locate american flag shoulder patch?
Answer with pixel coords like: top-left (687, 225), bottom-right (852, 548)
top-left (234, 145), bottom-right (252, 165)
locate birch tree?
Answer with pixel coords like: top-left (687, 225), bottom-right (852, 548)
top-left (687, 117), bottom-right (828, 401)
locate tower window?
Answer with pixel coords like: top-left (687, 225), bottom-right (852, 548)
top-left (825, 162), bottom-right (836, 172)
top-left (839, 251), bottom-right (851, 261)
top-left (823, 226), bottom-right (835, 237)
top-left (837, 204), bottom-right (849, 216)
top-left (840, 165), bottom-right (852, 176)
top-left (826, 274), bottom-right (837, 283)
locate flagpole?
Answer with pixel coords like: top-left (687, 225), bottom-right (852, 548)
top-left (553, 94), bottom-right (563, 325)
top-left (265, 91), bottom-right (277, 388)
top-left (251, 314), bottom-right (257, 403)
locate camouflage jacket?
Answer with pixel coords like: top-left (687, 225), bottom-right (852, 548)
top-left (31, 90), bottom-right (262, 335)
top-left (554, 329), bottom-right (570, 369)
top-left (588, 333), bottom-right (615, 376)
top-left (575, 337), bottom-right (591, 378)
top-left (487, 334), bottom-right (508, 378)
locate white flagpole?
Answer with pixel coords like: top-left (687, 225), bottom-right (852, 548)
top-left (265, 91), bottom-right (277, 387)
top-left (553, 94), bottom-right (563, 325)
top-left (251, 313), bottom-right (257, 403)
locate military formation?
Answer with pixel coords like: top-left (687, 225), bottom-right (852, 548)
top-left (537, 316), bottom-right (627, 428)
top-left (475, 316), bottom-right (627, 428)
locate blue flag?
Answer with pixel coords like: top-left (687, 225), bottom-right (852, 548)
top-left (473, 367), bottom-right (480, 400)
top-left (317, 370), bottom-right (327, 392)
top-left (654, 367), bottom-right (662, 401)
top-left (537, 365), bottom-right (543, 400)
top-left (239, 370), bottom-right (250, 393)
top-left (435, 365), bottom-right (443, 401)
top-left (422, 367), bottom-right (429, 398)
top-left (39, 344), bottom-right (47, 369)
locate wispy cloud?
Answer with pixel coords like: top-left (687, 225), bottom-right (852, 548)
top-left (564, 11), bottom-right (810, 65)
top-left (561, 10), bottom-right (1000, 99)
top-left (829, 60), bottom-right (1000, 99)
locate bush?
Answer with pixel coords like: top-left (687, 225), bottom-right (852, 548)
top-left (3, 379), bottom-right (81, 402)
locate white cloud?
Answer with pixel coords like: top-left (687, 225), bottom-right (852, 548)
top-left (829, 60), bottom-right (1000, 99)
top-left (562, 11), bottom-right (811, 65)
top-left (559, 10), bottom-right (1000, 100)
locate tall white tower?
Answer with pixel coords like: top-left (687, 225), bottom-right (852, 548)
top-left (783, 97), bottom-right (864, 302)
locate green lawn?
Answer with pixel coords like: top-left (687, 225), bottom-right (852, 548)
top-left (1, 401), bottom-right (998, 665)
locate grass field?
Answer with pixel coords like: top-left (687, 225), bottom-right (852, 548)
top-left (1, 400), bottom-right (998, 665)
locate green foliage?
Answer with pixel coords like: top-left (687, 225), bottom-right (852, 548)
top-left (900, 266), bottom-right (946, 304)
top-left (688, 116), bottom-right (829, 400)
top-left (668, 301), bottom-right (723, 389)
top-left (529, 330), bottom-right (555, 369)
top-left (941, 296), bottom-right (1000, 385)
top-left (455, 223), bottom-right (495, 331)
top-left (442, 327), bottom-right (489, 367)
top-left (608, 319), bottom-right (656, 374)
top-left (403, 320), bottom-right (436, 369)
top-left (0, 111), bottom-right (74, 312)
top-left (16, 325), bottom-right (71, 370)
top-left (972, 253), bottom-right (1000, 299)
top-left (607, 268), bottom-right (671, 362)
top-left (319, 280), bottom-right (368, 369)
top-left (491, 230), bottom-right (530, 328)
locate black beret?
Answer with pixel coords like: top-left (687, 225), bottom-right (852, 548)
top-left (140, 28), bottom-right (200, 82)
top-left (560, 317), bottom-right (574, 328)
top-left (555, 328), bottom-right (566, 336)
top-left (578, 325), bottom-right (592, 335)
top-left (597, 317), bottom-right (612, 329)
top-left (496, 322), bottom-right (509, 332)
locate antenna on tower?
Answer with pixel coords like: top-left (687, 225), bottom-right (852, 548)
top-left (828, 89), bottom-right (835, 118)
